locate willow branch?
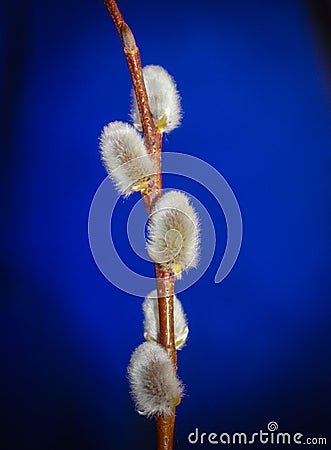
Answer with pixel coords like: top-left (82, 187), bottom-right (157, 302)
top-left (104, 1), bottom-right (161, 203)
top-left (104, 1), bottom-right (177, 449)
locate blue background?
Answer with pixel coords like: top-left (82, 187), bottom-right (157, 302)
top-left (1, 0), bottom-right (330, 449)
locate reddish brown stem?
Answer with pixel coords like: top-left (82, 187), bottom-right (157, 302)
top-left (155, 415), bottom-right (175, 450)
top-left (104, 1), bottom-right (178, 449)
top-left (155, 266), bottom-right (177, 368)
top-left (104, 0), bottom-right (124, 37)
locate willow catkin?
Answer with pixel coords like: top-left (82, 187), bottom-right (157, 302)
top-left (100, 121), bottom-right (156, 196)
top-left (131, 65), bottom-right (182, 133)
top-left (128, 341), bottom-right (183, 417)
top-left (147, 190), bottom-right (200, 278)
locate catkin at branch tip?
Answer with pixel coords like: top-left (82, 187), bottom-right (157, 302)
top-left (131, 65), bottom-right (182, 133)
top-left (143, 290), bottom-right (189, 350)
top-left (127, 341), bottom-right (183, 417)
top-left (99, 121), bottom-right (156, 197)
top-left (147, 190), bottom-right (200, 278)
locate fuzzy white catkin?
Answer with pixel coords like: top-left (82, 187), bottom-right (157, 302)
top-left (143, 290), bottom-right (189, 350)
top-left (99, 121), bottom-right (156, 197)
top-left (147, 190), bottom-right (200, 278)
top-left (128, 341), bottom-right (183, 417)
top-left (131, 65), bottom-right (182, 133)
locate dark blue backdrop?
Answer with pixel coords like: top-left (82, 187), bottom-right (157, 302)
top-left (1, 0), bottom-right (330, 449)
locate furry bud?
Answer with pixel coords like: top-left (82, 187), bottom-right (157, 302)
top-left (131, 65), bottom-right (182, 133)
top-left (143, 290), bottom-right (189, 350)
top-left (128, 341), bottom-right (183, 417)
top-left (99, 121), bottom-right (156, 197)
top-left (147, 191), bottom-right (200, 278)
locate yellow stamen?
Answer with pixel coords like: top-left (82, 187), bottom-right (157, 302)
top-left (174, 264), bottom-right (181, 275)
top-left (156, 114), bottom-right (167, 132)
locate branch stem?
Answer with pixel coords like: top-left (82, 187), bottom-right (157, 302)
top-left (104, 1), bottom-right (177, 449)
top-left (155, 266), bottom-right (177, 368)
top-left (155, 415), bottom-right (175, 450)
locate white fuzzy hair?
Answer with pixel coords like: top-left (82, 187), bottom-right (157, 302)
top-left (147, 191), bottom-right (200, 277)
top-left (99, 121), bottom-right (156, 197)
top-left (143, 290), bottom-right (189, 350)
top-left (131, 65), bottom-right (182, 133)
top-left (127, 341), bottom-right (183, 417)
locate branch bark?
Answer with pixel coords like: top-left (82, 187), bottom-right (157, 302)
top-left (104, 2), bottom-right (177, 449)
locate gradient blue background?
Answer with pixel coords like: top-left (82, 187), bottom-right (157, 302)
top-left (1, 0), bottom-right (330, 449)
